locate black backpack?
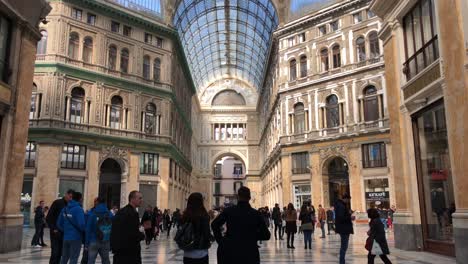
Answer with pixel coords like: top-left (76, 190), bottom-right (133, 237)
top-left (95, 212), bottom-right (112, 241)
top-left (174, 222), bottom-right (196, 251)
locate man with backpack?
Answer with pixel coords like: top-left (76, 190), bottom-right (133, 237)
top-left (86, 197), bottom-right (113, 264)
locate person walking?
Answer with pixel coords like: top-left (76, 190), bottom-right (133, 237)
top-left (165, 209), bottom-right (173, 238)
top-left (46, 189), bottom-right (74, 264)
top-left (299, 205), bottom-right (314, 250)
top-left (271, 204), bottom-right (283, 240)
top-left (141, 206), bottom-right (154, 248)
top-left (152, 207), bottom-right (161, 240)
top-left (173, 209), bottom-right (182, 230)
top-left (86, 197), bottom-right (113, 264)
top-left (110, 191), bottom-right (145, 264)
top-left (281, 207), bottom-right (287, 239)
top-left (211, 186), bottom-right (270, 264)
top-left (285, 203), bottom-right (297, 249)
top-left (366, 208), bottom-right (392, 264)
top-left (318, 204), bottom-right (327, 238)
top-left (176, 193), bottom-right (212, 264)
top-left (57, 192), bottom-right (86, 264)
top-left (31, 200), bottom-right (46, 247)
top-left (326, 206), bottom-right (335, 235)
top-left (335, 193), bottom-right (354, 264)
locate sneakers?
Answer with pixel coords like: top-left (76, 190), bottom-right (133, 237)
top-left (32, 245), bottom-right (42, 248)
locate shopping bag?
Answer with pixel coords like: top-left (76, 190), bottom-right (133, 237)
top-left (371, 239), bottom-right (383, 255)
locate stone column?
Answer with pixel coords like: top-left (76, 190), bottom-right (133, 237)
top-left (348, 146), bottom-right (363, 212)
top-left (86, 149), bottom-right (100, 209)
top-left (281, 154), bottom-right (292, 206)
top-left (310, 151), bottom-right (322, 205)
top-left (158, 156), bottom-right (170, 210)
top-left (65, 96), bottom-right (71, 121)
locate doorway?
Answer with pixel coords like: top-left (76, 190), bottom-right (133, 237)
top-left (99, 159), bottom-right (122, 209)
top-left (326, 157), bottom-right (350, 207)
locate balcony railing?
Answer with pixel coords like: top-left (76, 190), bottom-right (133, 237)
top-left (29, 119), bottom-right (172, 144)
top-left (403, 35), bottom-right (439, 81)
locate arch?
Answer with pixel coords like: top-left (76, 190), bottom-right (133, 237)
top-left (293, 102), bottom-right (305, 134)
top-left (326, 94), bottom-right (339, 128)
top-left (120, 48), bottom-right (129, 73)
top-left (70, 87), bottom-right (85, 123)
top-left (363, 85), bottom-right (379, 121)
top-left (83, 37), bottom-right (93, 63)
top-left (153, 58), bottom-right (161, 82)
top-left (356, 36), bottom-right (366, 62)
top-left (320, 48), bottom-right (329, 71)
top-left (368, 31), bottom-right (380, 58)
top-left (143, 55), bottom-right (151, 79)
top-left (108, 44), bottom-right (117, 70)
top-left (110, 95), bottom-right (123, 129)
top-left (332, 44), bottom-right (341, 68)
top-left (68, 32), bottom-right (80, 59)
top-left (299, 55), bottom-right (307, 78)
top-left (210, 151), bottom-right (248, 174)
top-left (37, 30), bottom-right (48, 55)
top-left (212, 90), bottom-right (246, 106)
top-left (99, 158), bottom-right (123, 209)
top-left (322, 156), bottom-right (350, 207)
top-left (143, 102), bottom-right (158, 134)
top-left (289, 58), bottom-right (297, 81)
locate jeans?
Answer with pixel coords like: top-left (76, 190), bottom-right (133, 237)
top-left (320, 221), bottom-right (326, 237)
top-left (88, 241), bottom-right (110, 264)
top-left (303, 230), bottom-right (312, 248)
top-left (339, 233), bottom-right (350, 264)
top-left (60, 240), bottom-right (82, 264)
top-left (50, 230), bottom-right (64, 264)
top-left (368, 253), bottom-right (392, 264)
top-left (274, 223), bottom-right (283, 239)
top-left (183, 256), bottom-right (209, 264)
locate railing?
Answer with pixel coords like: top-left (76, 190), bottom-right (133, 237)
top-left (29, 119), bottom-right (172, 144)
top-left (403, 35), bottom-right (439, 81)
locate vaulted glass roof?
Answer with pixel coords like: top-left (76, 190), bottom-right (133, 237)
top-left (173, 0), bottom-right (279, 92)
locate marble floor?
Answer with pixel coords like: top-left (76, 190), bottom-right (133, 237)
top-left (0, 225), bottom-right (455, 263)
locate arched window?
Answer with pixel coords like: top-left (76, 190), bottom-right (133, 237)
top-left (356, 36), bottom-right (366, 62)
top-left (294, 103), bottom-right (305, 134)
top-left (369, 32), bottom-right (380, 58)
top-left (143, 55), bottom-right (151, 79)
top-left (363, 86), bottom-right (379, 121)
top-left (120, 48), bottom-right (129, 73)
top-left (289, 59), bottom-right (297, 81)
top-left (108, 45), bottom-right (117, 70)
top-left (37, 30), bottom-right (47, 55)
top-left (300, 56), bottom-right (307, 78)
top-left (68, 33), bottom-right (80, 59)
top-left (153, 58), bottom-right (161, 82)
top-left (110, 96), bottom-right (123, 129)
top-left (326, 95), bottom-right (340, 128)
top-left (320, 48), bottom-right (329, 71)
top-left (83, 37), bottom-right (93, 63)
top-left (332, 45), bottom-right (341, 68)
top-left (70, 87), bottom-right (85, 123)
top-left (143, 103), bottom-right (157, 134)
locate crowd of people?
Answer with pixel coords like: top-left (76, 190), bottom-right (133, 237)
top-left (30, 187), bottom-right (394, 264)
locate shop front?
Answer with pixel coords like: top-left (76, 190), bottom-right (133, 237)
top-left (364, 178), bottom-right (390, 209)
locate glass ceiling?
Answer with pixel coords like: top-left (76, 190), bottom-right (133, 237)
top-left (173, 0), bottom-right (279, 92)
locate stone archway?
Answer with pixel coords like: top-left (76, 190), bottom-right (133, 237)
top-left (322, 156), bottom-right (350, 207)
top-left (99, 158), bottom-right (122, 209)
top-left (98, 146), bottom-right (129, 208)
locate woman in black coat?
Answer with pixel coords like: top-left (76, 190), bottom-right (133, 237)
top-left (367, 208), bottom-right (392, 264)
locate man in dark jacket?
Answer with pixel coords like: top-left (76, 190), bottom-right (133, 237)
top-left (31, 200), bottom-right (45, 247)
top-left (110, 191), bottom-right (145, 264)
top-left (335, 193), bottom-right (354, 264)
top-left (326, 206), bottom-right (335, 235)
top-left (271, 204), bottom-right (283, 240)
top-left (46, 189), bottom-right (74, 264)
top-left (212, 186), bottom-right (270, 264)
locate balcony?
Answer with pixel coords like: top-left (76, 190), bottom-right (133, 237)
top-left (403, 36), bottom-right (439, 82)
top-left (28, 119), bottom-right (172, 144)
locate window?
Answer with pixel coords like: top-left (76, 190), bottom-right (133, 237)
top-left (330, 21), bottom-right (339, 31)
top-left (37, 30), bottom-right (47, 55)
top-left (123, 25), bottom-right (132, 37)
top-left (292, 152), bottom-right (309, 174)
top-left (353, 12), bottom-right (363, 24)
top-left (362, 142), bottom-right (387, 168)
top-left (288, 37), bottom-right (294, 47)
top-left (68, 32), bottom-right (79, 59)
top-left (320, 48), bottom-right (329, 71)
top-left (110, 96), bottom-right (123, 129)
top-left (71, 8), bottom-right (83, 20)
top-left (143, 103), bottom-right (157, 134)
top-left (298, 32), bottom-right (306, 43)
top-left (214, 182), bottom-right (221, 195)
top-left (332, 45), bottom-right (341, 68)
top-left (87, 13), bottom-right (96, 25)
top-left (299, 56), bottom-right (307, 78)
top-left (111, 21), bottom-right (120, 33)
top-left (153, 58), bottom-right (161, 81)
top-left (289, 59), bottom-right (297, 81)
top-left (0, 15), bottom-right (11, 83)
top-left (25, 142), bottom-right (36, 167)
top-left (214, 164), bottom-right (222, 177)
top-left (70, 87), bottom-right (85, 123)
top-left (120, 48), bottom-right (129, 73)
top-left (83, 37), bottom-right (93, 63)
top-left (108, 45), bottom-right (117, 70)
top-left (233, 164), bottom-right (243, 176)
top-left (30, 93), bottom-right (37, 119)
top-left (294, 103), bottom-right (305, 134)
top-left (156, 37), bottom-right (163, 48)
top-left (58, 179), bottom-right (84, 197)
top-left (61, 144), bottom-right (86, 169)
top-left (363, 86), bottom-right (379, 121)
top-left (403, 0), bottom-right (438, 80)
top-left (144, 33), bottom-right (152, 44)
top-left (140, 153), bottom-right (159, 175)
top-left (356, 36), bottom-right (366, 62)
top-left (143, 55), bottom-right (151, 79)
top-left (326, 95), bottom-right (340, 128)
top-left (369, 32), bottom-right (380, 59)
top-left (367, 9), bottom-right (376, 18)
top-left (318, 25), bottom-right (327, 36)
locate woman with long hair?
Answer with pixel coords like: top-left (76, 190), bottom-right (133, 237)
top-left (366, 208), bottom-right (392, 264)
top-left (180, 192), bottom-right (212, 264)
top-left (299, 205), bottom-right (314, 249)
top-left (285, 203), bottom-right (297, 249)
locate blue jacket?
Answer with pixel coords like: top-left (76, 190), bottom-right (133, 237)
top-left (85, 203), bottom-right (113, 245)
top-left (57, 200), bottom-right (85, 241)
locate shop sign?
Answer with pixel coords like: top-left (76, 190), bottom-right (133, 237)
top-left (365, 191), bottom-right (389, 201)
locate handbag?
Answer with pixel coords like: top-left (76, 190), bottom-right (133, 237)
top-left (301, 222), bottom-right (314, 231)
top-left (371, 239), bottom-right (383, 255)
top-left (365, 236), bottom-right (372, 251)
top-left (174, 222), bottom-right (196, 251)
top-left (143, 220), bottom-right (152, 230)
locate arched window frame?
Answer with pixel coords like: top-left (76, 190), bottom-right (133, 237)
top-left (362, 85), bottom-right (380, 122)
top-left (356, 36), bottom-right (366, 62)
top-left (68, 32), bottom-right (80, 60)
top-left (153, 58), bottom-right (161, 82)
top-left (368, 32), bottom-right (380, 59)
top-left (332, 45), bottom-right (341, 68)
top-left (289, 59), bottom-right (297, 81)
top-left (83, 37), bottom-right (93, 63)
top-left (320, 48), bottom-right (329, 71)
top-left (325, 94), bottom-right (340, 128)
top-left (70, 87), bottom-right (85, 124)
top-left (120, 48), bottom-right (129, 73)
top-left (143, 103), bottom-right (159, 135)
top-left (143, 55), bottom-right (151, 79)
top-left (293, 103), bottom-right (306, 134)
top-left (37, 30), bottom-right (48, 55)
top-left (299, 55), bottom-right (307, 78)
top-left (110, 96), bottom-right (123, 129)
top-left (108, 45), bottom-right (117, 70)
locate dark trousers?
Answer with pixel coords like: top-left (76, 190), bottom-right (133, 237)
top-left (166, 223), bottom-right (172, 238)
top-left (286, 232), bottom-right (295, 246)
top-left (49, 230), bottom-right (63, 264)
top-left (144, 229), bottom-right (153, 245)
top-left (327, 222), bottom-right (335, 234)
top-left (339, 233), bottom-right (350, 264)
top-left (274, 223), bottom-right (283, 239)
top-left (113, 252), bottom-right (142, 264)
top-left (31, 224), bottom-right (42, 245)
top-left (368, 253), bottom-right (392, 264)
top-left (183, 256), bottom-right (209, 264)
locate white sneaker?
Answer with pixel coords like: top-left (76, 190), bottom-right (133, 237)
top-left (34, 245), bottom-right (42, 248)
